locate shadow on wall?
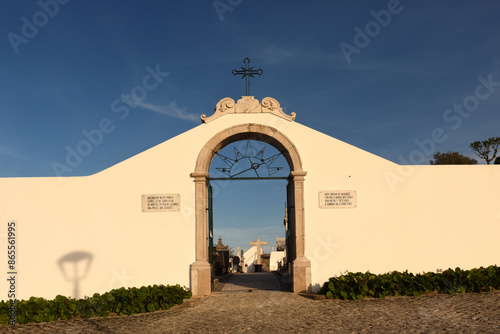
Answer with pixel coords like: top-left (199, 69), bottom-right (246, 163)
top-left (58, 251), bottom-right (93, 299)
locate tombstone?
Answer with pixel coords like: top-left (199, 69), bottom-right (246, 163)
top-left (240, 249), bottom-right (245, 273)
top-left (214, 236), bottom-right (229, 276)
top-left (249, 239), bottom-right (268, 272)
top-left (261, 253), bottom-right (270, 272)
top-left (270, 236), bottom-right (286, 271)
top-left (235, 247), bottom-right (241, 272)
top-left (276, 236), bottom-right (286, 251)
top-left (232, 256), bottom-right (240, 273)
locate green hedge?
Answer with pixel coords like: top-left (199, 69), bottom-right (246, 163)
top-left (0, 284), bottom-right (191, 326)
top-left (318, 265), bottom-right (500, 300)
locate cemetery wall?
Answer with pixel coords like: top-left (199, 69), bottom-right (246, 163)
top-left (1, 108), bottom-right (499, 298)
top-left (292, 124), bottom-right (500, 292)
top-left (0, 124), bottom-right (209, 300)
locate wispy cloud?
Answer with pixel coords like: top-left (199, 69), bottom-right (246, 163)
top-left (251, 42), bottom-right (354, 70)
top-left (258, 45), bottom-right (295, 65)
top-left (214, 226), bottom-right (281, 241)
top-left (0, 145), bottom-right (24, 159)
top-left (0, 146), bottom-right (11, 157)
top-left (213, 225), bottom-right (282, 251)
top-left (134, 100), bottom-right (199, 122)
top-left (0, 145), bottom-right (26, 176)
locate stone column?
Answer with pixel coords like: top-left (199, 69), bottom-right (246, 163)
top-left (290, 171), bottom-right (311, 293)
top-left (190, 172), bottom-right (211, 296)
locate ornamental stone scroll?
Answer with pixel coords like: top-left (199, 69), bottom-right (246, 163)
top-left (200, 96), bottom-right (296, 123)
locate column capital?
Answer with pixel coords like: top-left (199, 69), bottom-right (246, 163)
top-left (289, 171), bottom-right (307, 180)
top-left (190, 172), bottom-right (210, 180)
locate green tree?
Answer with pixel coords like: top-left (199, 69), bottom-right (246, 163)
top-left (430, 151), bottom-right (477, 165)
top-left (469, 137), bottom-right (500, 164)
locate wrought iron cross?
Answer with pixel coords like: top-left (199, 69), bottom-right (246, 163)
top-left (232, 57), bottom-right (263, 96)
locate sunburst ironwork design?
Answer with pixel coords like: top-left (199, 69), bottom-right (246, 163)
top-left (214, 140), bottom-right (284, 178)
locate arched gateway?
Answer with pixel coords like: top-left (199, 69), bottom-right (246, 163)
top-left (190, 97), bottom-right (311, 296)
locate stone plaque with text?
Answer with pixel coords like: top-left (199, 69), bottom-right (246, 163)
top-left (142, 194), bottom-right (180, 212)
top-left (319, 190), bottom-right (357, 208)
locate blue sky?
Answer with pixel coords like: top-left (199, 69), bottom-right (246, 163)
top-left (1, 1), bottom-right (500, 253)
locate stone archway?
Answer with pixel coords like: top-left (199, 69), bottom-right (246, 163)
top-left (190, 123), bottom-right (311, 296)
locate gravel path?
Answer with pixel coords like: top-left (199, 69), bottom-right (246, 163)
top-left (3, 273), bottom-right (500, 333)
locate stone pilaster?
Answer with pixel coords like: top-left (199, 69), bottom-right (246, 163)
top-left (290, 171), bottom-right (307, 258)
top-left (293, 257), bottom-right (312, 293)
top-left (289, 171), bottom-right (312, 293)
top-left (190, 261), bottom-right (212, 297)
top-left (190, 172), bottom-right (211, 296)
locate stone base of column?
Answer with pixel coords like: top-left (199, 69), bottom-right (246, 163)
top-left (293, 257), bottom-right (312, 293)
top-left (190, 261), bottom-right (211, 297)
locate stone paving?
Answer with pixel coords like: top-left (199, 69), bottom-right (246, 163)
top-left (3, 272), bottom-right (500, 333)
top-left (215, 272), bottom-right (285, 292)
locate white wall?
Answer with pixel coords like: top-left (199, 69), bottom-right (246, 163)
top-left (295, 123), bottom-right (500, 291)
top-left (0, 125), bottom-right (202, 300)
top-left (1, 105), bottom-right (499, 299)
top-left (242, 246), bottom-right (258, 273)
top-left (269, 251), bottom-right (285, 271)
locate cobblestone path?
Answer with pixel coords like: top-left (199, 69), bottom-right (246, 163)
top-left (3, 273), bottom-right (500, 333)
top-left (215, 272), bottom-right (286, 292)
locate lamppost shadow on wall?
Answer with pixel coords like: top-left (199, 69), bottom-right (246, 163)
top-left (58, 251), bottom-right (93, 299)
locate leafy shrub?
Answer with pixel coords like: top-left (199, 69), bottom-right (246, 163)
top-left (0, 284), bottom-right (191, 326)
top-left (319, 265), bottom-right (500, 300)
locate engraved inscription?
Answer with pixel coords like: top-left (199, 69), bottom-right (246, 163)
top-left (319, 190), bottom-right (357, 208)
top-left (142, 194), bottom-right (180, 212)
